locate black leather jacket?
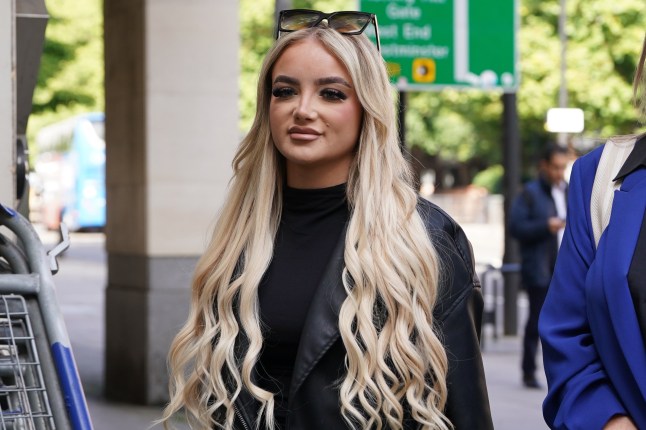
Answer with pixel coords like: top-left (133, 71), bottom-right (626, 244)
top-left (230, 198), bottom-right (493, 429)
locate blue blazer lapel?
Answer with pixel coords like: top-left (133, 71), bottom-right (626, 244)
top-left (602, 167), bottom-right (646, 383)
top-left (288, 225), bottom-right (348, 400)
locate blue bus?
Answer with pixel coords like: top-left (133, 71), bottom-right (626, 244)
top-left (34, 112), bottom-right (106, 231)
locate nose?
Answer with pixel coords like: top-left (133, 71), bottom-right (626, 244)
top-left (294, 93), bottom-right (317, 121)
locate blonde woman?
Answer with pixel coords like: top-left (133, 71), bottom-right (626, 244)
top-left (162, 9), bottom-right (492, 430)
top-left (540, 34), bottom-right (646, 430)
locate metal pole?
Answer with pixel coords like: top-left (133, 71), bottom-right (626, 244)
top-left (274, 0), bottom-right (292, 29)
top-left (502, 92), bottom-right (521, 336)
top-left (557, 0), bottom-right (567, 145)
top-left (398, 89), bottom-right (406, 152)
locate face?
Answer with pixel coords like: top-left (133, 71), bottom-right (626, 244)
top-left (269, 37), bottom-right (363, 188)
top-left (541, 152), bottom-right (568, 185)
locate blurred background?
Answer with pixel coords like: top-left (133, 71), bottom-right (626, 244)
top-left (1, 0), bottom-right (645, 428)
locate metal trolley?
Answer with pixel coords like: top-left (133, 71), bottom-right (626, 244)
top-left (0, 203), bottom-right (92, 430)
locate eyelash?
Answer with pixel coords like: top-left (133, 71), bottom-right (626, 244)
top-left (271, 87), bottom-right (348, 101)
top-left (272, 87), bottom-right (296, 98)
top-left (321, 89), bottom-right (347, 101)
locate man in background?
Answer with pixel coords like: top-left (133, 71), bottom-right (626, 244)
top-left (510, 144), bottom-right (569, 389)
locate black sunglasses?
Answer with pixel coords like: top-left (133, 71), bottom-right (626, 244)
top-left (275, 9), bottom-right (381, 53)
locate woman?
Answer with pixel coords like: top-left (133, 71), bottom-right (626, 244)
top-left (539, 35), bottom-right (646, 430)
top-left (161, 10), bottom-right (492, 430)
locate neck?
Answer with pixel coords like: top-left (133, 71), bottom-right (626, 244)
top-left (286, 161), bottom-right (351, 189)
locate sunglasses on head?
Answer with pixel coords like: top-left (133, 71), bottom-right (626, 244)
top-left (275, 9), bottom-right (381, 53)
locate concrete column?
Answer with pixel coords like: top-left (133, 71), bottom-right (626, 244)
top-left (104, 0), bottom-right (238, 404)
top-left (0, 1), bottom-right (15, 207)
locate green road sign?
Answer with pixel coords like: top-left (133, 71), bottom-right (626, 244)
top-left (360, 0), bottom-right (518, 91)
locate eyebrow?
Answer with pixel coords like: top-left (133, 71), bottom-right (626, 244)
top-left (316, 76), bottom-right (352, 88)
top-left (273, 75), bottom-right (352, 88)
top-left (273, 75), bottom-right (299, 85)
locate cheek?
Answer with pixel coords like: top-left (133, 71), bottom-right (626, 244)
top-left (331, 102), bottom-right (360, 126)
top-left (339, 103), bottom-right (363, 139)
top-left (269, 103), bottom-right (284, 138)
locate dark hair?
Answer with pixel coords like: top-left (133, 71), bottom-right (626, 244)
top-left (540, 143), bottom-right (568, 163)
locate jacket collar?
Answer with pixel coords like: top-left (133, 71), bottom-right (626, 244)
top-left (538, 174), bottom-right (552, 192)
top-left (538, 174), bottom-right (566, 195)
top-left (232, 225), bottom-right (349, 426)
top-left (288, 224), bottom-right (348, 399)
top-left (613, 134), bottom-right (646, 182)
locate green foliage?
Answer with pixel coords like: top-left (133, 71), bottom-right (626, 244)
top-left (28, 0), bottom-right (646, 184)
top-left (240, 0), bottom-right (646, 180)
top-left (472, 164), bottom-right (504, 194)
top-left (31, 0), bottom-right (103, 114)
top-left (239, 0), bottom-right (276, 132)
top-left (407, 90), bottom-right (502, 164)
top-left (407, 0), bottom-right (645, 176)
top-left (27, 0), bottom-right (103, 159)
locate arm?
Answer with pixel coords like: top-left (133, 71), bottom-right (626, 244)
top-left (440, 281), bottom-right (493, 430)
top-left (539, 158), bottom-right (627, 430)
top-left (428, 205), bottom-right (493, 430)
top-left (509, 188), bottom-right (552, 244)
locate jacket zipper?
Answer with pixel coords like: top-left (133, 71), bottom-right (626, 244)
top-left (234, 405), bottom-right (251, 430)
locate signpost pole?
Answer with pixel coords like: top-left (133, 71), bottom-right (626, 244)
top-left (398, 89), bottom-right (406, 152)
top-left (502, 92), bottom-right (521, 336)
top-left (557, 0), bottom-right (568, 146)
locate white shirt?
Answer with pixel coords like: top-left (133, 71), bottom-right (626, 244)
top-left (551, 181), bottom-right (567, 247)
top-left (590, 136), bottom-right (639, 247)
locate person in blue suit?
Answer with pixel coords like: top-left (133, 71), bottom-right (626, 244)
top-left (510, 144), bottom-right (569, 389)
top-left (539, 35), bottom-right (646, 430)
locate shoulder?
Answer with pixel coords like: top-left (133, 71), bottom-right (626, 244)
top-left (416, 197), bottom-right (479, 319)
top-left (416, 197), bottom-right (474, 266)
top-left (521, 179), bottom-right (543, 196)
top-left (514, 179), bottom-right (546, 209)
top-left (570, 141), bottom-right (614, 190)
top-left (416, 196), bottom-right (458, 234)
top-left (578, 142), bottom-right (606, 167)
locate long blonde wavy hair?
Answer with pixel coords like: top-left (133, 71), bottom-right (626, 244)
top-left (162, 26), bottom-right (449, 430)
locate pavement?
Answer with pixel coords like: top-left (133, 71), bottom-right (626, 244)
top-left (39, 225), bottom-right (548, 430)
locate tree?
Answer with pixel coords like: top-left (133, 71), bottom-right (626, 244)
top-left (27, 0), bottom-right (103, 157)
top-left (29, 0), bottom-right (646, 186)
top-left (407, 0), bottom-right (645, 186)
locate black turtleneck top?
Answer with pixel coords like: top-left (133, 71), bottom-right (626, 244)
top-left (257, 183), bottom-right (349, 426)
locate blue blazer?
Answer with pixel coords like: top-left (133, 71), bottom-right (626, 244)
top-left (539, 144), bottom-right (646, 429)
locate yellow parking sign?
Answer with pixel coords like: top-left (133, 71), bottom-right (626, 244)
top-left (412, 58), bottom-right (436, 83)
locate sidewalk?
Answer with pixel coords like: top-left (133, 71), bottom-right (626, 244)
top-left (482, 337), bottom-right (548, 429)
top-left (45, 229), bottom-right (548, 429)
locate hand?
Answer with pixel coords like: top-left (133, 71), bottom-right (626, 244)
top-left (603, 415), bottom-right (637, 429)
top-left (547, 217), bottom-right (566, 234)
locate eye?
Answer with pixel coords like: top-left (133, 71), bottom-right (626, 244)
top-left (272, 86), bottom-right (296, 98)
top-left (320, 88), bottom-right (348, 101)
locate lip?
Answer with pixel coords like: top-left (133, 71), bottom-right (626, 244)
top-left (288, 126), bottom-right (322, 141)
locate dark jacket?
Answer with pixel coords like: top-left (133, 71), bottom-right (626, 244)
top-left (510, 177), bottom-right (563, 289)
top-left (230, 198), bottom-right (493, 429)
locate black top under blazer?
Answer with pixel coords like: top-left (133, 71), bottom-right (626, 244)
top-left (226, 197), bottom-right (493, 430)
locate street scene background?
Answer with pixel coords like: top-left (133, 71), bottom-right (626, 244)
top-left (7, 0), bottom-right (646, 428)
